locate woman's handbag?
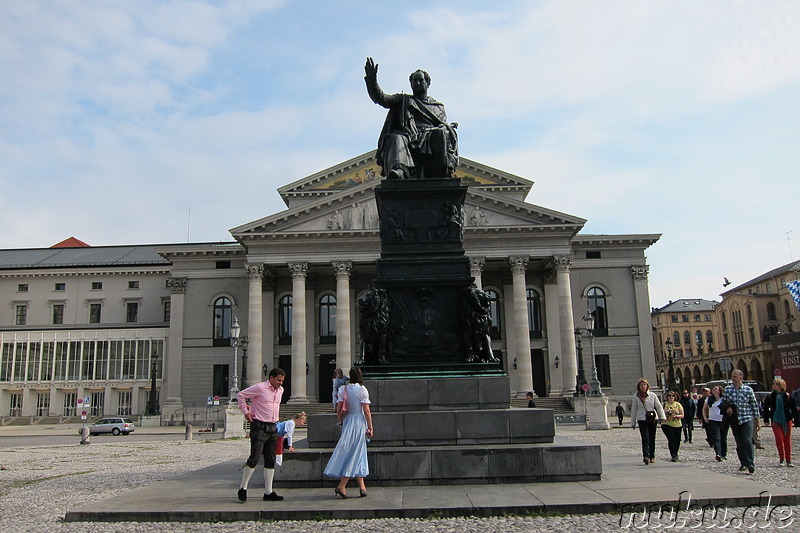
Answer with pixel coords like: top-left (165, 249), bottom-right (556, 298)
top-left (645, 410), bottom-right (657, 425)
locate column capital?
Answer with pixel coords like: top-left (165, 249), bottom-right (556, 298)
top-left (166, 277), bottom-right (187, 294)
top-left (332, 261), bottom-right (353, 279)
top-left (552, 254), bottom-right (574, 272)
top-left (245, 263), bottom-right (265, 282)
top-left (631, 265), bottom-right (649, 281)
top-left (469, 256), bottom-right (485, 272)
top-left (288, 262), bottom-right (308, 280)
top-left (508, 256), bottom-right (529, 274)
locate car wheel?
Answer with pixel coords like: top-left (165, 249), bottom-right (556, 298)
top-left (122, 432), bottom-right (129, 436)
top-left (112, 428), bottom-right (121, 436)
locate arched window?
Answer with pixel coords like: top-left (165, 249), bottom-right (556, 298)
top-left (212, 297), bottom-right (233, 347)
top-left (485, 289), bottom-right (501, 339)
top-left (278, 295), bottom-right (292, 345)
top-left (587, 287), bottom-right (608, 336)
top-left (706, 330), bottom-right (714, 350)
top-left (673, 331), bottom-right (681, 346)
top-left (695, 331), bottom-right (703, 345)
top-left (319, 294), bottom-right (337, 344)
top-left (684, 331), bottom-right (691, 345)
top-left (526, 288), bottom-right (542, 339)
top-left (767, 302), bottom-right (777, 321)
top-left (746, 304), bottom-right (753, 324)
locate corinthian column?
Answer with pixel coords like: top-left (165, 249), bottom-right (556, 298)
top-left (470, 257), bottom-right (485, 289)
top-left (162, 277), bottom-right (186, 415)
top-left (553, 255), bottom-right (577, 395)
top-left (509, 257), bottom-right (533, 396)
top-left (288, 262), bottom-right (309, 402)
top-left (632, 265), bottom-right (658, 383)
top-left (332, 261), bottom-right (353, 372)
top-left (245, 264), bottom-right (264, 388)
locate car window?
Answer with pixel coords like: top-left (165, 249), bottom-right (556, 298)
top-left (122, 419), bottom-right (133, 424)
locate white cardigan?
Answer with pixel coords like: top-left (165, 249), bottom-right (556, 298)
top-left (630, 391), bottom-right (667, 427)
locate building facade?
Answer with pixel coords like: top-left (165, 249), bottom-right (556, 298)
top-left (652, 261), bottom-right (800, 391)
top-left (1, 153), bottom-right (661, 420)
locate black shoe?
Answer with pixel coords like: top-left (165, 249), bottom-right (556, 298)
top-left (715, 455), bottom-right (722, 462)
top-left (739, 465), bottom-right (748, 472)
top-left (263, 491), bottom-right (284, 501)
top-left (237, 488), bottom-right (247, 502)
top-left (747, 465), bottom-right (755, 474)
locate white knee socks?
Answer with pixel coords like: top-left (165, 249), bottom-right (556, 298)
top-left (264, 467), bottom-right (275, 494)
top-left (240, 465), bottom-right (255, 490)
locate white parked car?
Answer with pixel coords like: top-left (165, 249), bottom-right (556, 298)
top-left (80, 417), bottom-right (136, 436)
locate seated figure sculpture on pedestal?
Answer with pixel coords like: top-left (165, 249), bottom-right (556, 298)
top-left (365, 57), bottom-right (458, 180)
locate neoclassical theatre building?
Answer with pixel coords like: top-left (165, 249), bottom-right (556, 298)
top-left (1, 152), bottom-right (660, 420)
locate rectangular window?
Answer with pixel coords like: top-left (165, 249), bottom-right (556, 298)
top-left (596, 354), bottom-right (611, 387)
top-left (109, 341), bottom-right (123, 380)
top-left (53, 342), bottom-right (68, 381)
top-left (55, 283), bottom-right (66, 291)
top-left (694, 315), bottom-right (701, 322)
top-left (671, 315), bottom-right (678, 323)
top-left (126, 302), bottom-right (139, 323)
top-left (163, 301), bottom-right (171, 323)
top-left (136, 340), bottom-right (149, 380)
top-left (91, 281), bottom-right (103, 290)
top-left (27, 343), bottom-right (40, 381)
top-left (681, 315), bottom-right (689, 322)
top-left (0, 343), bottom-right (13, 381)
top-left (15, 305), bottom-right (27, 326)
top-left (67, 341), bottom-right (81, 380)
top-left (705, 314), bottom-right (711, 322)
top-left (128, 280), bottom-right (140, 289)
top-left (81, 342), bottom-right (95, 380)
top-left (40, 342), bottom-right (53, 381)
top-left (89, 303), bottom-right (102, 324)
top-left (585, 251), bottom-right (601, 259)
top-left (13, 344), bottom-right (27, 382)
top-left (95, 341), bottom-right (108, 380)
top-left (118, 391), bottom-right (133, 416)
top-left (63, 392), bottom-right (77, 417)
top-left (122, 341), bottom-right (136, 379)
top-left (18, 283), bottom-right (28, 292)
top-left (216, 261), bottom-right (231, 269)
top-left (52, 304), bottom-right (65, 324)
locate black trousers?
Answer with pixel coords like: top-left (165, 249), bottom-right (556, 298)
top-left (662, 424), bottom-right (683, 458)
top-left (245, 419), bottom-right (277, 469)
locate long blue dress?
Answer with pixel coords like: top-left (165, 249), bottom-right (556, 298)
top-left (323, 383), bottom-right (370, 478)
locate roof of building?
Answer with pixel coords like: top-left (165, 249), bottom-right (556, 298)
top-left (722, 260), bottom-right (800, 296)
top-left (51, 237), bottom-right (90, 248)
top-left (0, 244), bottom-right (172, 270)
top-left (654, 298), bottom-right (719, 313)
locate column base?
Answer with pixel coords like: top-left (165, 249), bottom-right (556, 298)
top-left (585, 395), bottom-right (612, 430)
top-left (288, 396), bottom-right (312, 404)
top-left (223, 406), bottom-right (246, 439)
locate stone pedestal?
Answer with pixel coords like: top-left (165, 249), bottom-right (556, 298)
top-left (138, 415), bottom-right (162, 427)
top-left (585, 395), bottom-right (611, 430)
top-left (223, 404), bottom-right (246, 439)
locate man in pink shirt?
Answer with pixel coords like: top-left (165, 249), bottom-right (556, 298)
top-left (236, 368), bottom-right (286, 502)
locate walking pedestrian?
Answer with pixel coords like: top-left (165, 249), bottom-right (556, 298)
top-left (662, 390), bottom-right (685, 461)
top-left (615, 401), bottom-right (625, 426)
top-left (702, 385), bottom-right (728, 461)
top-left (723, 370), bottom-right (761, 474)
top-left (630, 378), bottom-right (666, 465)
top-left (763, 378), bottom-right (798, 467)
top-left (680, 390), bottom-right (696, 443)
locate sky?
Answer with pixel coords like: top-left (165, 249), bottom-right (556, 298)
top-left (2, 0), bottom-right (799, 309)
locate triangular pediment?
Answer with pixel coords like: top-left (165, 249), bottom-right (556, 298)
top-left (232, 177), bottom-right (584, 241)
top-left (277, 150), bottom-right (535, 208)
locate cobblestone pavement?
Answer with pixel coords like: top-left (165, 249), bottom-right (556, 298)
top-left (1, 421), bottom-right (798, 532)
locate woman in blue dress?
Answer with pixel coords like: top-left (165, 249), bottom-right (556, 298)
top-left (324, 367), bottom-right (374, 498)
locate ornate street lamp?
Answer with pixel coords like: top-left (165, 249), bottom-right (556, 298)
top-left (665, 338), bottom-right (675, 391)
top-left (583, 310), bottom-right (603, 396)
top-left (574, 327), bottom-right (587, 394)
top-left (229, 317), bottom-right (241, 402)
top-left (144, 349), bottom-right (160, 416)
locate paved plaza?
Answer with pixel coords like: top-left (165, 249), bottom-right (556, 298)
top-left (1, 421), bottom-right (799, 532)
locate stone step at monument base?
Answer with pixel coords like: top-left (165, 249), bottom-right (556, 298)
top-left (275, 438), bottom-right (601, 487)
top-left (359, 362), bottom-right (503, 379)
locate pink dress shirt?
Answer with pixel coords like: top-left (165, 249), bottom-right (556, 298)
top-left (237, 381), bottom-right (283, 423)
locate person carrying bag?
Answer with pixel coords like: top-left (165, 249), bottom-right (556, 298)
top-left (631, 378), bottom-right (667, 465)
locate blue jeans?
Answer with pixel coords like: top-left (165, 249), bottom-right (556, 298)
top-left (705, 420), bottom-right (728, 458)
top-left (731, 420), bottom-right (754, 468)
top-left (638, 422), bottom-right (657, 459)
